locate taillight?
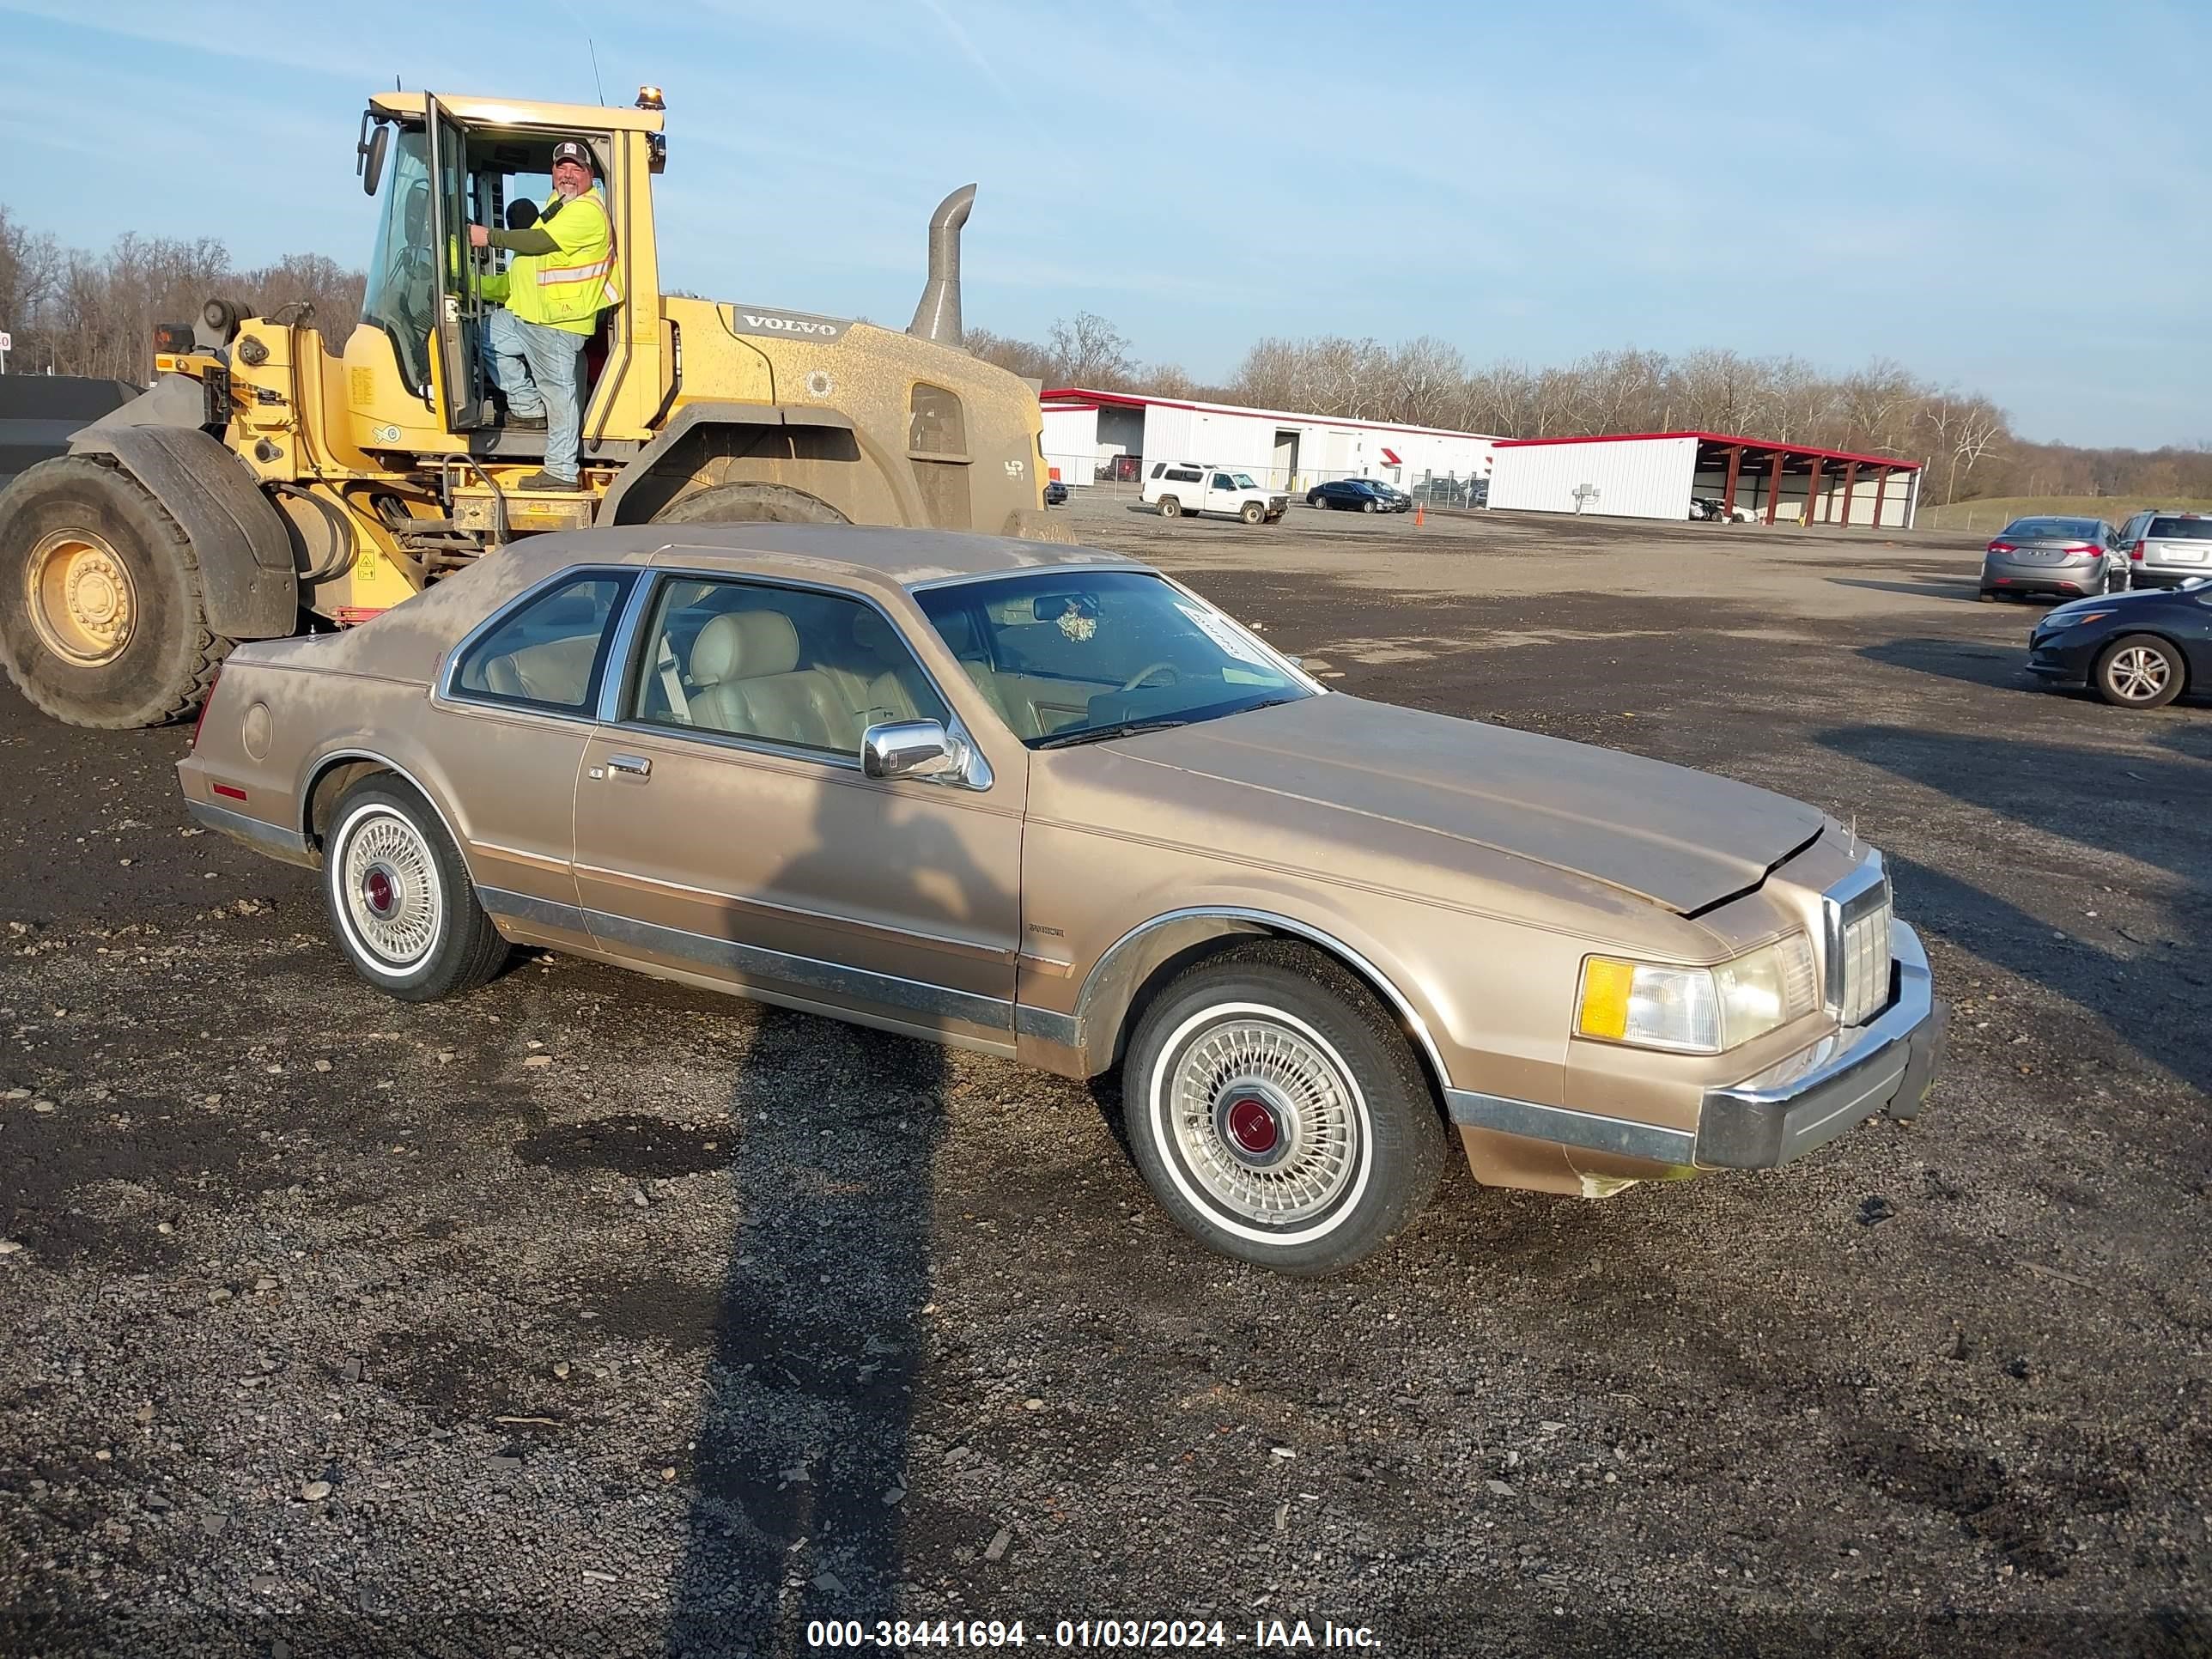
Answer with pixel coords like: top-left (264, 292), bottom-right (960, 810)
top-left (2130, 542), bottom-right (2146, 562)
top-left (190, 667), bottom-right (222, 749)
top-left (1988, 541), bottom-right (2014, 554)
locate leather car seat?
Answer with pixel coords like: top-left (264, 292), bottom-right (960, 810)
top-left (686, 611), bottom-right (852, 751)
top-left (479, 635), bottom-right (599, 706)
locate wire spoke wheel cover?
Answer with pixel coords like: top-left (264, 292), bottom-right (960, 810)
top-left (2107, 646), bottom-right (2169, 702)
top-left (336, 806), bottom-right (443, 971)
top-left (26, 529), bottom-right (136, 666)
top-left (1152, 1002), bottom-right (1373, 1243)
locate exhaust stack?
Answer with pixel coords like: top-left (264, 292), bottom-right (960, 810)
top-left (908, 184), bottom-right (975, 347)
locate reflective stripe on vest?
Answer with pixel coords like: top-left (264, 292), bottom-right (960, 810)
top-left (533, 190), bottom-right (617, 326)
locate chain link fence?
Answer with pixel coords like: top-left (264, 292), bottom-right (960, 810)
top-left (1042, 453), bottom-right (1489, 508)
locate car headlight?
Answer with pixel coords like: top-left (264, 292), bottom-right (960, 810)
top-left (1577, 934), bottom-right (1818, 1053)
top-left (2046, 609), bottom-right (2112, 629)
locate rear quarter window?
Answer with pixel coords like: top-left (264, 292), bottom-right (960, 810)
top-left (453, 572), bottom-right (633, 713)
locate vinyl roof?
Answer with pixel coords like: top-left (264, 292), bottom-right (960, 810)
top-left (506, 522), bottom-right (1141, 590)
top-left (1492, 430), bottom-right (1921, 471)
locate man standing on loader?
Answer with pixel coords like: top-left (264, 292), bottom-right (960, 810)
top-left (467, 141), bottom-right (615, 491)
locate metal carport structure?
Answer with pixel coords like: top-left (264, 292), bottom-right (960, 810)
top-left (1486, 431), bottom-right (1923, 527)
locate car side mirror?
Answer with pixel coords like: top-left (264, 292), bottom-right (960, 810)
top-left (862, 719), bottom-right (963, 782)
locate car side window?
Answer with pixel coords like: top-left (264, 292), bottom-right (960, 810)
top-left (629, 576), bottom-right (949, 758)
top-left (453, 572), bottom-right (631, 714)
top-left (1212, 473), bottom-right (1235, 491)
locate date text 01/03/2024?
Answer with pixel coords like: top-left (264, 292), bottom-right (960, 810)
top-left (803, 1619), bottom-right (1383, 1650)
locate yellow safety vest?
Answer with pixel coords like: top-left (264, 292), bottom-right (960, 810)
top-left (532, 188), bottom-right (617, 334)
top-left (479, 249), bottom-right (538, 312)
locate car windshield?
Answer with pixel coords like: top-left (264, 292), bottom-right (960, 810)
top-left (1231, 473), bottom-right (1260, 489)
top-left (913, 569), bottom-right (1312, 749)
top-left (2002, 518), bottom-right (2101, 539)
top-left (2148, 517), bottom-right (2212, 540)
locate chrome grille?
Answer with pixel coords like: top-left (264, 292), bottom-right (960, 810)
top-left (1824, 856), bottom-right (1894, 1028)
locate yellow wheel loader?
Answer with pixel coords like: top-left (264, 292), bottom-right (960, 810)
top-left (0, 87), bottom-right (1057, 728)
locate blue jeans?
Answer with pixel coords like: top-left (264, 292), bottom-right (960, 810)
top-left (481, 307), bottom-right (585, 483)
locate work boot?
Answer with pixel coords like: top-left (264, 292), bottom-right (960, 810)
top-left (514, 470), bottom-right (585, 493)
top-left (500, 410), bottom-right (548, 430)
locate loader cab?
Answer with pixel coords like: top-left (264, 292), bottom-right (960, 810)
top-left (353, 90), bottom-right (665, 459)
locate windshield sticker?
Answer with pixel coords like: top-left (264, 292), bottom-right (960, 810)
top-left (1175, 602), bottom-right (1271, 667)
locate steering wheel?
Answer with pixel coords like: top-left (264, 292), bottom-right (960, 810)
top-left (1118, 661), bottom-right (1180, 694)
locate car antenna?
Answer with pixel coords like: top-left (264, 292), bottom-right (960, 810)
top-left (588, 38), bottom-right (606, 105)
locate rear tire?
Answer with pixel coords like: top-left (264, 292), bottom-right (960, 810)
top-left (0, 455), bottom-right (228, 728)
top-left (651, 481), bottom-right (852, 526)
top-left (1121, 941), bottom-right (1448, 1274)
top-left (1976, 589), bottom-right (1998, 603)
top-left (2092, 634), bottom-right (2185, 710)
top-left (322, 776), bottom-right (508, 1001)
top-left (1158, 496), bottom-right (1182, 520)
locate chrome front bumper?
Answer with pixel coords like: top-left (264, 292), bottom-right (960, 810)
top-left (1693, 920), bottom-right (1944, 1169)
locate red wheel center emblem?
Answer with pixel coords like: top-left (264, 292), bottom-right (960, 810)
top-left (1224, 1097), bottom-right (1279, 1155)
top-left (364, 869), bottom-right (397, 916)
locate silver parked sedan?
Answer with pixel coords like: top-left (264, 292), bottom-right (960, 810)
top-left (1979, 517), bottom-right (2124, 602)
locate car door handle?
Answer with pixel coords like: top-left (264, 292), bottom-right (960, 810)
top-left (605, 753), bottom-right (652, 778)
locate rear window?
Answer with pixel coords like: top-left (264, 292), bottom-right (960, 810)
top-left (2148, 517), bottom-right (2212, 540)
top-left (2001, 518), bottom-right (2101, 539)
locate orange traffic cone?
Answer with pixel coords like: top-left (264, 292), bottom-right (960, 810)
top-left (1414, 502), bottom-right (1425, 527)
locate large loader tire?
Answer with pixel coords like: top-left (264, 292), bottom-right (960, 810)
top-left (650, 481), bottom-right (852, 526)
top-left (0, 455), bottom-right (228, 729)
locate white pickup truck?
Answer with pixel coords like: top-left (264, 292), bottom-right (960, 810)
top-left (1142, 462), bottom-right (1288, 526)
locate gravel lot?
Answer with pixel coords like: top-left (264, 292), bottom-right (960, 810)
top-left (3, 498), bottom-right (2208, 1657)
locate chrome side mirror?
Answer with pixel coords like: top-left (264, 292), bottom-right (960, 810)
top-left (863, 719), bottom-right (964, 782)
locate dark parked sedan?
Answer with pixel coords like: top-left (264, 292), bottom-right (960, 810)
top-left (1044, 479), bottom-right (1068, 507)
top-left (1306, 479), bottom-right (1387, 513)
top-left (1364, 482), bottom-right (1413, 513)
top-left (2024, 578), bottom-right (2211, 709)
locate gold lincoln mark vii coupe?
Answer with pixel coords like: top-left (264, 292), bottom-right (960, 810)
top-left (177, 524), bottom-right (1945, 1273)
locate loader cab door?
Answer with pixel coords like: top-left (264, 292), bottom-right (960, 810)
top-left (424, 96), bottom-right (489, 433)
top-left (358, 124), bottom-right (441, 400)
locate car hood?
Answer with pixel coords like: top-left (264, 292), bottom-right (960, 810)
top-left (1120, 694), bottom-right (1826, 915)
top-left (2043, 584), bottom-right (2200, 624)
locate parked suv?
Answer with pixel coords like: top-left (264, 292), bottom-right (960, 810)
top-left (2117, 510), bottom-right (2212, 590)
top-left (1144, 462), bottom-right (1288, 526)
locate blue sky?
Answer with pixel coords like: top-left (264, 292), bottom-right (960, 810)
top-left (1, 0), bottom-right (2205, 447)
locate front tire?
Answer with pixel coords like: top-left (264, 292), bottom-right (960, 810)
top-left (652, 481), bottom-right (852, 526)
top-left (1363, 499), bottom-right (1378, 514)
top-left (1121, 942), bottom-right (1448, 1274)
top-left (1240, 501), bottom-right (1265, 526)
top-left (0, 455), bottom-right (228, 728)
top-left (322, 777), bottom-right (508, 1001)
top-left (2092, 634), bottom-right (2185, 710)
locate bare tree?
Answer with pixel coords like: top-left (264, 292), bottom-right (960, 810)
top-left (1045, 311), bottom-right (1133, 388)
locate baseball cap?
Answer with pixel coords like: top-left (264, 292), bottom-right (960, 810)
top-left (550, 140), bottom-right (595, 170)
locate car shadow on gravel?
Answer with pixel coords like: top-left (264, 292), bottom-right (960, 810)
top-left (1827, 575), bottom-right (1983, 603)
top-left (665, 778), bottom-right (1008, 1656)
top-left (1818, 725), bottom-right (2211, 1098)
top-left (1856, 637), bottom-right (2044, 694)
